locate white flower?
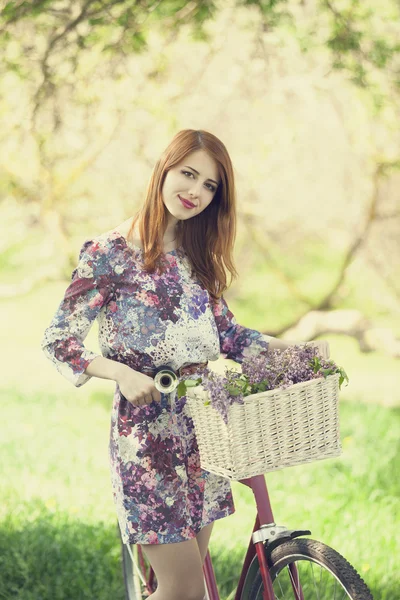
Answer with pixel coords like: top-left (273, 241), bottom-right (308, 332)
top-left (115, 265), bottom-right (124, 274)
top-left (78, 262), bottom-right (94, 278)
top-left (118, 434), bottom-right (141, 462)
top-left (175, 465), bottom-right (187, 480)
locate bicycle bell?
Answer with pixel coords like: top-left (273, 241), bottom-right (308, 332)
top-left (153, 364), bottom-right (179, 393)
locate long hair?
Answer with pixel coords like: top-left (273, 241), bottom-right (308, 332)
top-left (127, 129), bottom-right (238, 301)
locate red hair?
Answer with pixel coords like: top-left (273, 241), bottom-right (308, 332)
top-left (127, 129), bottom-right (238, 301)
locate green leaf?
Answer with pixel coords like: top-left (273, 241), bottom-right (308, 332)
top-left (338, 367), bottom-right (350, 390)
top-left (309, 356), bottom-right (322, 374)
top-left (224, 382), bottom-right (241, 396)
top-left (184, 378), bottom-right (202, 387)
top-left (176, 381), bottom-right (187, 398)
top-left (176, 377), bottom-right (202, 398)
top-left (320, 368), bottom-right (335, 378)
top-left (253, 381), bottom-right (269, 393)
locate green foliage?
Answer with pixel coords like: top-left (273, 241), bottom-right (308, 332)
top-left (320, 0), bottom-right (400, 95)
top-left (129, 30), bottom-right (147, 53)
top-left (1, 0), bottom-right (53, 21)
top-left (1, 0), bottom-right (399, 105)
top-left (239, 0), bottom-right (292, 28)
top-left (1, 2), bottom-right (16, 19)
top-left (0, 510), bottom-right (124, 600)
top-left (309, 355), bottom-right (350, 389)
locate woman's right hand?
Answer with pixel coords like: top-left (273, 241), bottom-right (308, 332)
top-left (116, 365), bottom-right (162, 407)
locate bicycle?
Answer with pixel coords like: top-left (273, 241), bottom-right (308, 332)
top-left (117, 367), bottom-right (374, 599)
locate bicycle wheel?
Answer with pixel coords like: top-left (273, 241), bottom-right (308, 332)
top-left (248, 538), bottom-right (373, 600)
top-left (118, 523), bottom-right (157, 599)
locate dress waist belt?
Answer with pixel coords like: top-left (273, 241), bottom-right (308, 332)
top-left (142, 361), bottom-right (209, 378)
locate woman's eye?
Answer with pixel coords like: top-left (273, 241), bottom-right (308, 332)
top-left (182, 170), bottom-right (215, 192)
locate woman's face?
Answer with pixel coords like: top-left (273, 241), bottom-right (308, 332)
top-left (161, 149), bottom-right (220, 223)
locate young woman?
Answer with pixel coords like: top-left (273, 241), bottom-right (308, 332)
top-left (41, 129), bottom-right (329, 600)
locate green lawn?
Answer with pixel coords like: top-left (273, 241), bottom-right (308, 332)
top-left (1, 384), bottom-right (398, 599)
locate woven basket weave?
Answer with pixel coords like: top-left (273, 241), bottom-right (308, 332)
top-left (185, 372), bottom-right (342, 481)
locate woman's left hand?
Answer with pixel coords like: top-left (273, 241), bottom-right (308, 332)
top-left (307, 340), bottom-right (330, 360)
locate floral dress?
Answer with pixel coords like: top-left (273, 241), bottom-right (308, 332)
top-left (41, 228), bottom-right (271, 545)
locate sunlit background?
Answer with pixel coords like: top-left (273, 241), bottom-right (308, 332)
top-left (1, 1), bottom-right (399, 598)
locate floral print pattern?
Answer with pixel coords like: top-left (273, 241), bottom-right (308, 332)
top-left (41, 228), bottom-right (271, 545)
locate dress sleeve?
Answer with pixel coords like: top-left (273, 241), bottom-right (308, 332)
top-left (41, 237), bottom-right (114, 387)
top-left (211, 294), bottom-right (273, 363)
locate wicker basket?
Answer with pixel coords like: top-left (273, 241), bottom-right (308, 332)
top-left (184, 372), bottom-right (342, 481)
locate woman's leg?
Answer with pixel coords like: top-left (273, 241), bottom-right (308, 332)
top-left (141, 536), bottom-right (205, 600)
top-left (195, 522), bottom-right (214, 565)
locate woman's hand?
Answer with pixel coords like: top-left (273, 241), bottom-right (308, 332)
top-left (116, 365), bottom-right (162, 407)
top-left (269, 337), bottom-right (330, 360)
top-left (306, 340), bottom-right (330, 360)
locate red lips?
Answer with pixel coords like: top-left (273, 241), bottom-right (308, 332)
top-left (179, 195), bottom-right (196, 208)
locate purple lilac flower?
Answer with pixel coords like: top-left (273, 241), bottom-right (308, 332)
top-left (199, 368), bottom-right (236, 424)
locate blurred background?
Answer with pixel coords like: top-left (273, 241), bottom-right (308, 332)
top-left (0, 0), bottom-right (399, 598)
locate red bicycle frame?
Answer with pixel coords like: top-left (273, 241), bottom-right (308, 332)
top-left (202, 474), bottom-right (305, 600)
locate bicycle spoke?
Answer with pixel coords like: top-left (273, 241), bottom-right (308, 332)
top-left (276, 573), bottom-right (285, 599)
top-left (318, 564), bottom-right (324, 599)
top-left (310, 562), bottom-right (321, 600)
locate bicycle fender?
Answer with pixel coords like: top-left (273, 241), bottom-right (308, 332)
top-left (263, 528), bottom-right (312, 555)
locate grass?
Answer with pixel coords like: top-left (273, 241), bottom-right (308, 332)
top-left (1, 384), bottom-right (399, 599)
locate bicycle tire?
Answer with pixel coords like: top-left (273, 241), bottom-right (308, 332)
top-left (248, 538), bottom-right (373, 600)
